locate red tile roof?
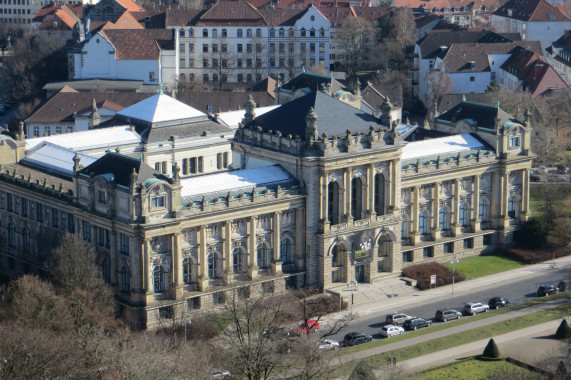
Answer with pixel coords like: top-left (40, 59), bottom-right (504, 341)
top-left (101, 11), bottom-right (144, 30)
top-left (554, 2), bottom-right (571, 19)
top-left (100, 29), bottom-right (173, 60)
top-left (197, 2), bottom-right (267, 26)
top-left (493, 0), bottom-right (570, 22)
top-left (116, 0), bottom-right (146, 12)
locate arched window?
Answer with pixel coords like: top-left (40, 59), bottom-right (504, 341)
top-left (208, 253), bottom-right (220, 278)
top-left (331, 244), bottom-right (343, 267)
top-left (418, 211), bottom-right (428, 234)
top-left (257, 243), bottom-right (270, 269)
top-left (280, 238), bottom-right (293, 264)
top-left (479, 198), bottom-right (489, 222)
top-left (270, 28), bottom-right (275, 37)
top-left (183, 257), bottom-right (192, 283)
top-left (153, 266), bottom-right (164, 293)
top-left (212, 29), bottom-right (218, 38)
top-left (237, 29), bottom-right (243, 38)
top-left (8, 223), bottom-right (16, 247)
top-left (351, 177), bottom-right (362, 220)
top-left (247, 29), bottom-right (252, 38)
top-left (203, 74), bottom-right (209, 83)
top-left (255, 28), bottom-right (262, 37)
top-left (439, 207), bottom-right (450, 230)
top-left (203, 28), bottom-right (208, 37)
top-left (328, 181), bottom-right (339, 224)
top-left (120, 266), bottom-right (130, 294)
top-left (221, 28), bottom-right (227, 37)
top-left (320, 27), bottom-right (325, 37)
top-left (401, 215), bottom-right (409, 238)
top-left (377, 234), bottom-right (391, 257)
top-left (279, 27), bottom-right (284, 37)
top-left (508, 196), bottom-right (516, 218)
top-left (101, 258), bottom-right (111, 284)
top-left (22, 227), bottom-right (30, 253)
top-left (459, 204), bottom-right (469, 226)
top-left (300, 28), bottom-right (306, 37)
top-left (374, 173), bottom-right (385, 215)
top-left (232, 248), bottom-right (245, 273)
top-left (310, 28), bottom-right (316, 37)
top-left (288, 28), bottom-right (295, 37)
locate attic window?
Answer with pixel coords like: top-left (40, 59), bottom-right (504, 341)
top-left (507, 9), bottom-right (512, 16)
top-left (96, 38), bottom-right (100, 44)
top-left (311, 15), bottom-right (315, 21)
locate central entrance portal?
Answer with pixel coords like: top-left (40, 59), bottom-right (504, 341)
top-left (355, 264), bottom-right (365, 283)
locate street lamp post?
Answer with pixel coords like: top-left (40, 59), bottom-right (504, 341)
top-left (450, 255), bottom-right (460, 295)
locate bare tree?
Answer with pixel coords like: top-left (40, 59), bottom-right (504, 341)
top-left (389, 8), bottom-right (415, 46)
top-left (334, 16), bottom-right (376, 82)
top-left (424, 68), bottom-right (453, 113)
top-left (246, 36), bottom-right (269, 84)
top-left (208, 36), bottom-right (236, 91)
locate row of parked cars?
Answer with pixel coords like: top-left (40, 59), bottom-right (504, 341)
top-left (537, 280), bottom-right (568, 296)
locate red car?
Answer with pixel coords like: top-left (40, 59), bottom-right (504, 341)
top-left (297, 319), bottom-right (320, 334)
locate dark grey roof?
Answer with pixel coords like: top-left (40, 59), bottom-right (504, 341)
top-left (436, 101), bottom-right (516, 131)
top-left (279, 72), bottom-right (347, 94)
top-left (417, 30), bottom-right (521, 59)
top-left (143, 120), bottom-right (232, 142)
top-left (249, 91), bottom-right (381, 139)
top-left (79, 152), bottom-right (167, 187)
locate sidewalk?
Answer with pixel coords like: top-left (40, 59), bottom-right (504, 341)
top-left (323, 255), bottom-right (571, 323)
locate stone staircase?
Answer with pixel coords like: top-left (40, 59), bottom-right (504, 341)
top-left (327, 275), bottom-right (420, 306)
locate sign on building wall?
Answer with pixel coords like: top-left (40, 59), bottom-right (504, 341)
top-left (351, 229), bottom-right (375, 264)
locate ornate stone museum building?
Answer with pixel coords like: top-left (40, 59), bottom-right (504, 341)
top-left (0, 90), bottom-right (532, 328)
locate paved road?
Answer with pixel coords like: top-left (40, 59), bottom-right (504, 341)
top-left (329, 266), bottom-right (569, 342)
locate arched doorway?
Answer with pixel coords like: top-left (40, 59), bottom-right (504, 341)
top-left (377, 233), bottom-right (393, 273)
top-left (330, 243), bottom-right (347, 283)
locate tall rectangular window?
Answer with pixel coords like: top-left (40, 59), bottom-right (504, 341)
top-left (51, 208), bottom-right (59, 228)
top-left (217, 153), bottom-right (223, 169)
top-left (190, 157), bottom-right (197, 174)
top-left (182, 158), bottom-right (189, 175)
top-left (223, 152), bottom-right (228, 168)
top-left (198, 157), bottom-right (204, 172)
top-left (98, 228), bottom-right (110, 248)
top-left (21, 198), bottom-right (28, 217)
top-left (6, 193), bottom-right (13, 212)
top-left (67, 213), bottom-right (75, 233)
top-left (82, 221), bottom-right (91, 241)
top-left (120, 233), bottom-right (129, 255)
top-left (36, 203), bottom-right (44, 222)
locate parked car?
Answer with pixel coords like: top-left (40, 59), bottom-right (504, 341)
top-left (488, 297), bottom-right (511, 309)
top-left (463, 302), bottom-right (489, 315)
top-left (210, 368), bottom-right (231, 379)
top-left (557, 280), bottom-right (569, 292)
top-left (341, 332), bottom-right (373, 346)
top-left (435, 309), bottom-right (462, 322)
top-left (385, 312), bottom-right (412, 326)
top-left (380, 324), bottom-right (405, 338)
top-left (403, 317), bottom-right (432, 331)
top-left (318, 339), bottom-right (340, 350)
top-left (297, 319), bottom-right (320, 334)
top-left (537, 285), bottom-right (558, 297)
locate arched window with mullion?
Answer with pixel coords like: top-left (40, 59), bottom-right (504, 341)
top-left (479, 198), bottom-right (489, 222)
top-left (351, 177), bottom-right (363, 220)
top-left (439, 207), bottom-right (450, 230)
top-left (374, 173), bottom-right (385, 215)
top-left (257, 243), bottom-right (270, 269)
top-left (120, 266), bottom-right (130, 294)
top-left (418, 211), bottom-right (429, 234)
top-left (233, 248), bottom-right (245, 273)
top-left (280, 238), bottom-right (293, 264)
top-left (327, 181), bottom-right (339, 224)
top-left (22, 227), bottom-right (31, 253)
top-left (153, 266), bottom-right (165, 293)
top-left (208, 253), bottom-right (221, 278)
top-left (459, 203), bottom-right (469, 226)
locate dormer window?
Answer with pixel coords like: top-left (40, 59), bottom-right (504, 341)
top-left (151, 196), bottom-right (165, 208)
top-left (98, 190), bottom-right (107, 204)
top-left (509, 136), bottom-right (520, 148)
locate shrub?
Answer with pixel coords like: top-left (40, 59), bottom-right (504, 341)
top-left (553, 217), bottom-right (571, 247)
top-left (514, 217), bottom-right (550, 249)
top-left (349, 361), bottom-right (377, 380)
top-left (504, 245), bottom-right (571, 264)
top-left (555, 319), bottom-right (571, 340)
top-left (482, 338), bottom-right (500, 359)
top-left (402, 262), bottom-right (465, 290)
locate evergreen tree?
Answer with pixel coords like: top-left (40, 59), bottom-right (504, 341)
top-left (349, 361), bottom-right (377, 380)
top-left (482, 338), bottom-right (500, 359)
top-left (555, 319), bottom-right (571, 340)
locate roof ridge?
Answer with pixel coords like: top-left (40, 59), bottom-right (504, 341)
top-left (246, 2), bottom-right (268, 24)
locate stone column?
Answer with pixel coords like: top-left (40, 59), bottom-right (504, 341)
top-left (248, 217), bottom-right (258, 279)
top-left (172, 233), bottom-right (183, 298)
top-left (295, 208), bottom-right (304, 272)
top-left (502, 170), bottom-right (510, 229)
top-left (110, 231), bottom-right (118, 284)
top-left (472, 175), bottom-right (481, 232)
top-left (452, 179), bottom-right (461, 236)
top-left (411, 186), bottom-right (420, 245)
top-left (223, 221), bottom-right (231, 272)
top-left (367, 163), bottom-right (375, 217)
top-left (343, 167), bottom-right (350, 222)
top-left (143, 238), bottom-right (151, 293)
top-left (491, 171), bottom-right (501, 228)
top-left (198, 226), bottom-right (207, 289)
top-left (432, 182), bottom-right (441, 240)
top-left (272, 212), bottom-right (282, 273)
top-left (521, 169), bottom-right (529, 221)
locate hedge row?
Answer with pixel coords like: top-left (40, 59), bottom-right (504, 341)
top-left (402, 262), bottom-right (466, 290)
top-left (504, 244), bottom-right (571, 264)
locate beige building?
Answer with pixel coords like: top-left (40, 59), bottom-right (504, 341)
top-left (0, 90), bottom-right (533, 329)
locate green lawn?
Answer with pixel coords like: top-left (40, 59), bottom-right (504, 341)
top-left (442, 254), bottom-right (526, 280)
top-left (331, 297), bottom-right (570, 377)
top-left (415, 358), bottom-right (533, 380)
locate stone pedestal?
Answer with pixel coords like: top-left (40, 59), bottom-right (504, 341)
top-left (271, 261), bottom-right (283, 274)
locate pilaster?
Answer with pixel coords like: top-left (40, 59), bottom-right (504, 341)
top-left (432, 182), bottom-right (441, 240)
top-left (452, 179), bottom-right (461, 236)
top-left (224, 221), bottom-right (231, 272)
top-left (367, 163), bottom-right (375, 217)
top-left (472, 175), bottom-right (481, 232)
top-left (110, 230), bottom-right (117, 285)
top-left (172, 232), bottom-right (183, 298)
top-left (248, 216), bottom-right (258, 279)
top-left (271, 211), bottom-right (282, 273)
top-left (411, 186), bottom-right (420, 245)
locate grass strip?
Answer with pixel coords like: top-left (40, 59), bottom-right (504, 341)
top-left (331, 296), bottom-right (570, 377)
top-left (442, 254), bottom-right (526, 280)
top-left (415, 357), bottom-right (533, 380)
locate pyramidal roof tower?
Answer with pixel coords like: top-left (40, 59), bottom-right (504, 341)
top-left (117, 93), bottom-right (207, 125)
